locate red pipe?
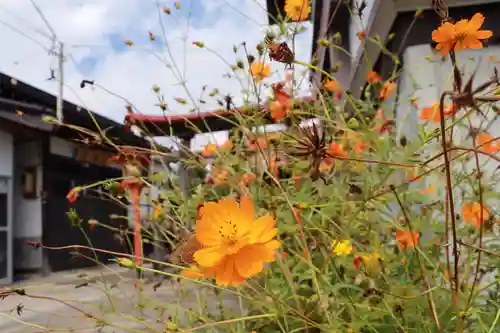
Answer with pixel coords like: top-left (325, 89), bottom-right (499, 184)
top-left (130, 187), bottom-right (143, 268)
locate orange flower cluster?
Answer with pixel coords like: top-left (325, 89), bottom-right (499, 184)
top-left (432, 13), bottom-right (492, 55)
top-left (364, 70), bottom-right (396, 102)
top-left (420, 103), bottom-right (456, 123)
top-left (462, 202), bottom-right (490, 229)
top-left (269, 82), bottom-right (292, 122)
top-left (395, 231), bottom-right (420, 251)
top-left (323, 78), bottom-right (343, 101)
top-left (201, 140), bottom-right (233, 158)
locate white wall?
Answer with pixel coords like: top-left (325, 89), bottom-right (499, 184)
top-left (398, 44), bottom-right (500, 286)
top-left (398, 44), bottom-right (500, 162)
top-left (13, 140), bottom-right (43, 270)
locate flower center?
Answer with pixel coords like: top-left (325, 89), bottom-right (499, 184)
top-left (217, 219), bottom-right (238, 240)
top-left (455, 31), bottom-right (467, 41)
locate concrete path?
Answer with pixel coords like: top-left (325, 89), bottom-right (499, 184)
top-left (1, 266), bottom-right (241, 333)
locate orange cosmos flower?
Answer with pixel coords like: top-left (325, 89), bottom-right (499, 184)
top-left (324, 78), bottom-right (343, 101)
top-left (432, 13), bottom-right (493, 55)
top-left (324, 78), bottom-right (342, 93)
top-left (201, 143), bottom-right (218, 157)
top-left (357, 31), bottom-right (367, 40)
top-left (269, 83), bottom-right (292, 122)
top-left (193, 197), bottom-right (280, 287)
top-left (342, 131), bottom-right (369, 154)
top-left (419, 102), bottom-right (455, 123)
top-left (66, 187), bottom-right (82, 204)
top-left (354, 142), bottom-right (368, 154)
top-left (208, 167), bottom-right (229, 186)
top-left (250, 62), bottom-right (271, 82)
top-left (324, 142), bottom-right (348, 165)
top-left (476, 132), bottom-right (500, 153)
top-left (269, 101), bottom-right (289, 122)
top-left (284, 0), bottom-right (311, 22)
top-left (239, 172), bottom-right (256, 186)
top-left (461, 202), bottom-right (490, 229)
top-left (380, 81), bottom-right (396, 101)
top-left (395, 231), bottom-right (420, 251)
top-left (202, 141), bottom-right (234, 157)
top-left (366, 70), bottom-right (382, 84)
top-left (247, 136), bottom-right (269, 151)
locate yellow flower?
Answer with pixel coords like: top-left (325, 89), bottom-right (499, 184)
top-left (332, 240), bottom-right (352, 256)
top-left (250, 62), bottom-right (271, 82)
top-left (193, 197), bottom-right (280, 287)
top-left (284, 0), bottom-right (311, 22)
top-left (362, 252), bottom-right (383, 276)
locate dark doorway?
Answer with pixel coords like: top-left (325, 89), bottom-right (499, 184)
top-left (43, 155), bottom-right (128, 272)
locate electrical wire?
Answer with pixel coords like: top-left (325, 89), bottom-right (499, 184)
top-left (0, 3), bottom-right (53, 40)
top-left (28, 0), bottom-right (57, 40)
top-left (0, 18), bottom-right (52, 52)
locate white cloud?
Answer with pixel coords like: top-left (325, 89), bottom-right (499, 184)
top-left (0, 0), bottom-right (313, 149)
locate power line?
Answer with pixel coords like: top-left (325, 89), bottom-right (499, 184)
top-left (0, 3), bottom-right (53, 41)
top-left (27, 0), bottom-right (65, 122)
top-left (28, 0), bottom-right (57, 41)
top-left (0, 18), bottom-right (51, 52)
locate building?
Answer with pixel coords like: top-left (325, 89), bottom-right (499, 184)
top-left (0, 72), bottom-right (153, 285)
top-left (305, 0), bottom-right (500, 96)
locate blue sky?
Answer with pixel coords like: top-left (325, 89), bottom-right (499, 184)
top-left (0, 0), bottom-right (313, 150)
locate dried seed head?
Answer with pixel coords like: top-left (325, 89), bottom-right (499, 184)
top-left (256, 43), bottom-right (264, 55)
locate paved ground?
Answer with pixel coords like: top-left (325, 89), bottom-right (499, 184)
top-left (0, 265), bottom-right (241, 333)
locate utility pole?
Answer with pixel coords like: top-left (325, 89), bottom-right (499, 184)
top-left (56, 41), bottom-right (64, 122)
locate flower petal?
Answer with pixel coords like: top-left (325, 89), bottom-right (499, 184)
top-left (248, 215), bottom-right (276, 243)
top-left (193, 246), bottom-right (226, 267)
top-left (477, 30), bottom-right (493, 39)
top-left (468, 13), bottom-right (485, 31)
top-left (214, 257), bottom-right (243, 287)
top-left (432, 23), bottom-right (454, 42)
top-left (454, 19), bottom-right (469, 35)
top-left (234, 245), bottom-right (266, 277)
top-left (239, 196), bottom-right (255, 220)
